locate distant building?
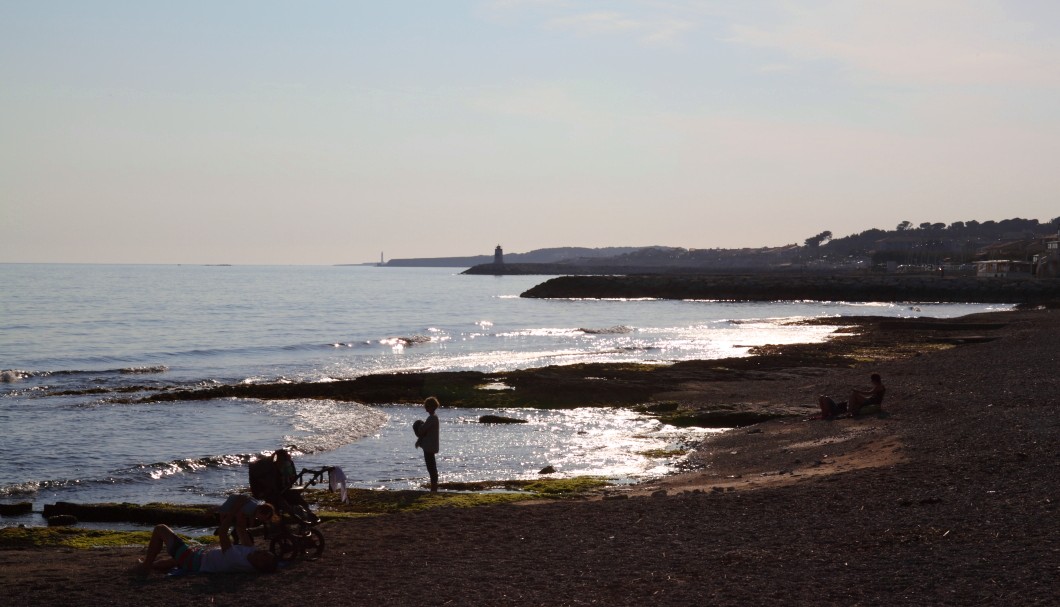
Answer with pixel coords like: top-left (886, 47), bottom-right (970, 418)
top-left (494, 245), bottom-right (504, 265)
top-left (1036, 230), bottom-right (1060, 277)
top-left (975, 260), bottom-right (1033, 278)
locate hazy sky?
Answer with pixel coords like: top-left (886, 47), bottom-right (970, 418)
top-left (3, 1), bottom-right (1058, 264)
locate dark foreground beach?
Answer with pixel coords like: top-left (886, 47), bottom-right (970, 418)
top-left (2, 307), bottom-right (1057, 606)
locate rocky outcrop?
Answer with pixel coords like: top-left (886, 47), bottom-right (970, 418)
top-left (41, 502), bottom-right (216, 526)
top-left (0, 502), bottom-right (32, 516)
top-left (479, 415), bottom-right (528, 424)
top-left (520, 275), bottom-right (1060, 304)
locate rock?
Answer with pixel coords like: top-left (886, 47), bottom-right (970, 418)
top-left (0, 502), bottom-right (32, 516)
top-left (538, 465), bottom-right (556, 474)
top-left (651, 489), bottom-right (668, 498)
top-left (47, 514), bottom-right (78, 526)
top-left (479, 415), bottom-right (528, 424)
top-left (42, 501), bottom-right (216, 526)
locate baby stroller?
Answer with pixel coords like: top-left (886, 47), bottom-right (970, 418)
top-left (248, 449), bottom-right (328, 561)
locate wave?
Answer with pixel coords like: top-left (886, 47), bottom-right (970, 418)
top-left (578, 325), bottom-right (634, 335)
top-left (0, 471), bottom-right (173, 498)
top-left (1, 366), bottom-right (169, 381)
top-left (378, 334), bottom-right (438, 347)
top-left (132, 451), bottom-right (269, 480)
top-left (0, 451), bottom-right (282, 498)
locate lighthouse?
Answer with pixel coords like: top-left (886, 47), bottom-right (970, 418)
top-left (494, 245), bottom-right (504, 265)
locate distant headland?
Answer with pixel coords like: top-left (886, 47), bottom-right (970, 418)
top-left (357, 217), bottom-right (1060, 279)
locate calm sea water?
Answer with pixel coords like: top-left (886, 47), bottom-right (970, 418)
top-left (0, 264), bottom-right (1010, 527)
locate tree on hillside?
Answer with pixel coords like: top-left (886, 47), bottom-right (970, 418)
top-left (897, 221), bottom-right (912, 231)
top-left (804, 230), bottom-right (833, 248)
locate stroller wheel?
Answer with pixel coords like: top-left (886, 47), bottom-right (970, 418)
top-left (301, 528), bottom-right (325, 561)
top-left (270, 536), bottom-right (299, 561)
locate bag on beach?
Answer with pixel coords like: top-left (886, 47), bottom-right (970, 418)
top-left (413, 419), bottom-right (424, 437)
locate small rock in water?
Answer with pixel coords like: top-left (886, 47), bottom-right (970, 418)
top-left (479, 415), bottom-right (528, 424)
top-left (538, 465), bottom-right (556, 474)
top-left (47, 515), bottom-right (78, 527)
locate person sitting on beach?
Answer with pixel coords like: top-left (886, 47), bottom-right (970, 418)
top-left (848, 373), bottom-right (885, 416)
top-left (216, 494), bottom-right (274, 546)
top-left (817, 373), bottom-right (885, 419)
top-left (128, 524), bottom-right (276, 576)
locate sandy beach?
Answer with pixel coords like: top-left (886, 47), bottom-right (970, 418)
top-left (2, 306), bottom-right (1057, 606)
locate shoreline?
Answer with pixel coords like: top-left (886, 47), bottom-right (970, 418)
top-left (3, 306), bottom-right (1057, 605)
top-left (6, 308), bottom-right (1027, 523)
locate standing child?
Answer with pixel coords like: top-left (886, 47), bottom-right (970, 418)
top-left (414, 396), bottom-right (441, 492)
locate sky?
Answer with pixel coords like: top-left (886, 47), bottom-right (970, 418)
top-left (2, 1), bottom-right (1059, 264)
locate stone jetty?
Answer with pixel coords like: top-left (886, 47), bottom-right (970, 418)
top-left (520, 274), bottom-right (1060, 304)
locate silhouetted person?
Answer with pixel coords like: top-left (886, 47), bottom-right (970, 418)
top-left (414, 396), bottom-right (441, 492)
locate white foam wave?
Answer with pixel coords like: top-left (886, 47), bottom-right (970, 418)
top-left (0, 480), bottom-right (41, 497)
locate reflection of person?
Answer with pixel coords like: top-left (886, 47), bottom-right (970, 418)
top-left (217, 494), bottom-right (274, 546)
top-left (129, 524), bottom-right (276, 575)
top-left (414, 396), bottom-right (441, 492)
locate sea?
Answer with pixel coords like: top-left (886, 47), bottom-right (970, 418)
top-left (0, 264), bottom-right (1011, 529)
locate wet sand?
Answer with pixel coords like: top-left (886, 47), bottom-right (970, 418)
top-left (2, 307), bottom-right (1057, 606)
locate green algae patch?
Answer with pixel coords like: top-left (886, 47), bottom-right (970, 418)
top-left (634, 402), bottom-right (680, 414)
top-left (430, 476), bottom-right (610, 496)
top-left (306, 487), bottom-right (528, 514)
top-left (519, 476), bottom-right (610, 495)
top-left (0, 526), bottom-right (154, 550)
top-left (639, 448), bottom-right (689, 459)
top-left (302, 477), bottom-right (611, 515)
top-left (41, 501), bottom-right (216, 527)
top-left (0, 526), bottom-right (223, 550)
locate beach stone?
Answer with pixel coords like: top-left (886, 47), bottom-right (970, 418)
top-left (47, 514), bottom-right (78, 527)
top-left (538, 465), bottom-right (556, 475)
top-left (479, 415), bottom-right (528, 424)
top-left (651, 489), bottom-right (668, 498)
top-left (0, 502), bottom-right (32, 516)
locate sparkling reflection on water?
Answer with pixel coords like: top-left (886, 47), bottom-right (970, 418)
top-left (296, 405), bottom-right (719, 491)
top-left (0, 398), bottom-right (715, 529)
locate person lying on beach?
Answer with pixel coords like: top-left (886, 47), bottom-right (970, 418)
top-left (128, 524), bottom-right (276, 576)
top-left (818, 373), bottom-right (885, 419)
top-left (217, 494), bottom-right (275, 545)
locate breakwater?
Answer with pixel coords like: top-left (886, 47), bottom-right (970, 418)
top-left (520, 275), bottom-right (1060, 304)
